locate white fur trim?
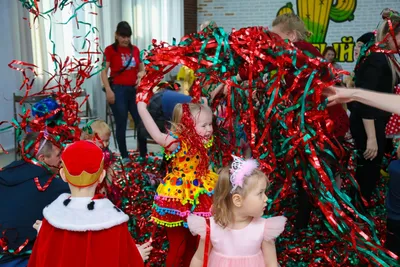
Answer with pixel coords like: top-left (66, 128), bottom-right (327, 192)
top-left (43, 193), bottom-right (129, 231)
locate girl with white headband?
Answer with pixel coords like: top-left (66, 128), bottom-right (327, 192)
top-left (188, 156), bottom-right (286, 267)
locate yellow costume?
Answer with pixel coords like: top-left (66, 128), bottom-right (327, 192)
top-left (151, 141), bottom-right (217, 228)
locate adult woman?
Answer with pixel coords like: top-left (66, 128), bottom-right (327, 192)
top-left (101, 21), bottom-right (146, 161)
top-left (322, 46), bottom-right (343, 82)
top-left (344, 32), bottom-right (374, 88)
top-left (348, 9), bottom-right (400, 204)
top-left (326, 85), bottom-right (400, 258)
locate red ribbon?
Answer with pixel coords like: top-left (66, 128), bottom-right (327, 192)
top-left (0, 229), bottom-right (29, 256)
top-left (203, 218), bottom-right (211, 267)
top-left (34, 175), bottom-right (55, 192)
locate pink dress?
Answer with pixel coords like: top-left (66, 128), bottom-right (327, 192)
top-left (188, 215), bottom-right (286, 267)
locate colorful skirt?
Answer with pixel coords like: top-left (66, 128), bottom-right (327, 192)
top-left (151, 171), bottom-right (217, 228)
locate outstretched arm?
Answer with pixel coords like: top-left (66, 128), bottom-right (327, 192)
top-left (325, 86), bottom-right (400, 115)
top-left (137, 101), bottom-right (178, 151)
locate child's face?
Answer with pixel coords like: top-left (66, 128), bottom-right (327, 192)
top-left (96, 131), bottom-right (111, 148)
top-left (194, 108), bottom-right (213, 140)
top-left (354, 41), bottom-right (364, 60)
top-left (241, 178), bottom-right (268, 217)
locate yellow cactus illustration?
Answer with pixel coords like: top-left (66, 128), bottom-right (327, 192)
top-left (277, 2), bottom-right (294, 16)
top-left (277, 1), bottom-right (356, 43)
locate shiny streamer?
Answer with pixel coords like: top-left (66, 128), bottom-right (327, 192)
top-left (0, 0), bottom-right (103, 259)
top-left (109, 153), bottom-right (168, 266)
top-left (136, 25), bottom-right (398, 266)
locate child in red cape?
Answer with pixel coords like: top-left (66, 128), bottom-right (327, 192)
top-left (28, 140), bottom-right (151, 267)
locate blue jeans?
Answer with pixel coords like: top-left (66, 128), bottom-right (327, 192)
top-left (110, 84), bottom-right (147, 158)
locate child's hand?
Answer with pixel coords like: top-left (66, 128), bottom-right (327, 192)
top-left (136, 239), bottom-right (153, 261)
top-left (33, 220), bottom-right (42, 232)
top-left (137, 92), bottom-right (150, 104)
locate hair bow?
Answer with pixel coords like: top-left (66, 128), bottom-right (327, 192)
top-left (230, 155), bottom-right (259, 193)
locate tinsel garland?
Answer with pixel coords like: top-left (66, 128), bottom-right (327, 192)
top-left (136, 24), bottom-right (398, 266)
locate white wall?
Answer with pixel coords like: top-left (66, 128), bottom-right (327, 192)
top-left (197, 0), bottom-right (400, 71)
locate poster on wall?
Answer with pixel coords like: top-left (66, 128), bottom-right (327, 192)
top-left (277, 1), bottom-right (357, 63)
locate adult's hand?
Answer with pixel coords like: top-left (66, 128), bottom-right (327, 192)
top-left (106, 90), bottom-right (115, 105)
top-left (364, 137), bottom-right (378, 160)
top-left (136, 71), bottom-right (145, 86)
top-left (324, 86), bottom-right (356, 106)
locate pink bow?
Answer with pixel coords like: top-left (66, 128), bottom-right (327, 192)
top-left (230, 155), bottom-right (259, 192)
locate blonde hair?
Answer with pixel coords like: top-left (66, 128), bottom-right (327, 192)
top-left (376, 8), bottom-right (400, 87)
top-left (272, 13), bottom-right (311, 41)
top-left (170, 103), bottom-right (211, 133)
top-left (212, 166), bottom-right (269, 228)
top-left (82, 120), bottom-right (111, 140)
top-left (200, 20), bottom-right (218, 31)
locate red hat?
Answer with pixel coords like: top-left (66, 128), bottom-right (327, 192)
top-left (61, 140), bottom-right (104, 187)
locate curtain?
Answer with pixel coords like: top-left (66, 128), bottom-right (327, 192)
top-left (0, 1), bottom-right (34, 150)
top-left (95, 0), bottom-right (184, 119)
top-left (12, 0), bottom-right (184, 120)
top-left (99, 0), bottom-right (184, 49)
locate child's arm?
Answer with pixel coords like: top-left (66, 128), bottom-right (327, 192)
top-left (190, 238), bottom-right (212, 267)
top-left (262, 240), bottom-right (279, 267)
top-left (137, 101), bottom-right (178, 151)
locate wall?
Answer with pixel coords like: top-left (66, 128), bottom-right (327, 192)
top-left (184, 0), bottom-right (198, 35)
top-left (197, 0), bottom-right (399, 71)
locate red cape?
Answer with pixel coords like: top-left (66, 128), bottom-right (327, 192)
top-left (27, 194), bottom-right (144, 267)
top-left (28, 219), bottom-right (143, 267)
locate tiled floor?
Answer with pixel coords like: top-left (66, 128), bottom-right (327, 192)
top-left (0, 129), bottom-right (162, 168)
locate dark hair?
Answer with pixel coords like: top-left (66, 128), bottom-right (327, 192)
top-left (356, 32), bottom-right (374, 44)
top-left (112, 21), bottom-right (133, 51)
top-left (322, 46), bottom-right (337, 58)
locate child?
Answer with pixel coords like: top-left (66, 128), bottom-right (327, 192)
top-left (81, 120), bottom-right (116, 197)
top-left (137, 100), bottom-right (217, 267)
top-left (188, 156), bottom-right (286, 267)
top-left (81, 120), bottom-right (111, 151)
top-left (28, 140), bottom-right (152, 266)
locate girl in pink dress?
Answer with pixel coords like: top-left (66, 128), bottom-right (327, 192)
top-left (188, 156), bottom-right (286, 267)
